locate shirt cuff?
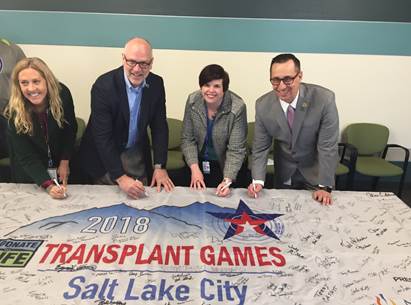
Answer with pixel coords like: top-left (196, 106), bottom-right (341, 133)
top-left (317, 184), bottom-right (332, 193)
top-left (252, 179), bottom-right (264, 187)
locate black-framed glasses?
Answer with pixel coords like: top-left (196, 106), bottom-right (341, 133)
top-left (270, 71), bottom-right (300, 87)
top-left (123, 55), bottom-right (153, 69)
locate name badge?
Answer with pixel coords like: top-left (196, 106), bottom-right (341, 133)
top-left (47, 168), bottom-right (58, 180)
top-left (202, 161), bottom-right (211, 174)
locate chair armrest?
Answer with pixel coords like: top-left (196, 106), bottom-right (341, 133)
top-left (338, 143), bottom-right (358, 170)
top-left (382, 144), bottom-right (410, 171)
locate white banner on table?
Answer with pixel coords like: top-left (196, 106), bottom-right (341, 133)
top-left (0, 184), bottom-right (410, 304)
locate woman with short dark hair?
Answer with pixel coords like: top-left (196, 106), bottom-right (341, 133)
top-left (181, 64), bottom-right (247, 197)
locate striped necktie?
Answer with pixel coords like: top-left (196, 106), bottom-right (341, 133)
top-left (287, 105), bottom-right (295, 129)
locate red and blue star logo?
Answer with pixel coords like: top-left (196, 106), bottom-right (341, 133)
top-left (207, 200), bottom-right (283, 240)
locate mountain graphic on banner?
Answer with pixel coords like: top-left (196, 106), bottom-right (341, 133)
top-left (5, 202), bottom-right (236, 239)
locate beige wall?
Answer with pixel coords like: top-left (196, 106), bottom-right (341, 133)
top-left (21, 44), bottom-right (411, 158)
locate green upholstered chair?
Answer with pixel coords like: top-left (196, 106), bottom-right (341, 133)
top-left (0, 158), bottom-right (9, 167)
top-left (166, 118), bottom-right (185, 171)
top-left (147, 118), bottom-right (185, 171)
top-left (336, 163), bottom-right (349, 175)
top-left (75, 117), bottom-right (86, 148)
top-left (335, 143), bottom-right (358, 190)
top-left (343, 123), bottom-right (409, 197)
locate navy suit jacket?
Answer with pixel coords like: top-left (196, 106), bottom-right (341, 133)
top-left (79, 66), bottom-right (168, 181)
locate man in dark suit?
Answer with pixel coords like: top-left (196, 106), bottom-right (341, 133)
top-left (248, 54), bottom-right (339, 205)
top-left (80, 37), bottom-right (174, 198)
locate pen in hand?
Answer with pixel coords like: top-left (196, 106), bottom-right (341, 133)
top-left (136, 179), bottom-right (149, 197)
top-left (216, 181), bottom-right (232, 195)
top-left (53, 179), bottom-right (67, 198)
top-left (252, 183), bottom-right (257, 198)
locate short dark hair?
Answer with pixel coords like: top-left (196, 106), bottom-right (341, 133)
top-left (199, 64), bottom-right (229, 92)
top-left (270, 53), bottom-right (301, 72)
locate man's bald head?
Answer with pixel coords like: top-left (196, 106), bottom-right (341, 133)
top-left (122, 37), bottom-right (153, 87)
top-left (124, 37), bottom-right (152, 56)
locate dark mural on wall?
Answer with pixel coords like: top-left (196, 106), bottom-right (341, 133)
top-left (1, 0), bottom-right (411, 22)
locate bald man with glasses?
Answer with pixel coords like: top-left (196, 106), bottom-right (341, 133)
top-left (80, 37), bottom-right (174, 198)
top-left (248, 53), bottom-right (339, 205)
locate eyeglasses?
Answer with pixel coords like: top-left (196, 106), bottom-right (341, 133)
top-left (123, 55), bottom-right (153, 69)
top-left (270, 71), bottom-right (300, 87)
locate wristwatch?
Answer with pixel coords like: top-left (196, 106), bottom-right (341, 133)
top-left (317, 185), bottom-right (332, 193)
top-left (154, 164), bottom-right (165, 169)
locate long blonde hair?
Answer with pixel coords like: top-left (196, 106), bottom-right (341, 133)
top-left (4, 57), bottom-right (64, 135)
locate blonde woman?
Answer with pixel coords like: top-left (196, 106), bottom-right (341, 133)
top-left (4, 57), bottom-right (77, 199)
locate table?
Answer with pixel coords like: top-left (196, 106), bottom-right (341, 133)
top-left (0, 184), bottom-right (410, 304)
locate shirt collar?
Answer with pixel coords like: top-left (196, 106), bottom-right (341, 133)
top-left (279, 90), bottom-right (299, 113)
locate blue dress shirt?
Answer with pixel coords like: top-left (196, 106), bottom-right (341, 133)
top-left (124, 73), bottom-right (146, 148)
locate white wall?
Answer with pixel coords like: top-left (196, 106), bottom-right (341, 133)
top-left (21, 44), bottom-right (411, 159)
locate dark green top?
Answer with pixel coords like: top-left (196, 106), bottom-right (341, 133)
top-left (7, 83), bottom-right (77, 186)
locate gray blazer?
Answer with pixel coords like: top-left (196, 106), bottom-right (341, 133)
top-left (251, 82), bottom-right (339, 187)
top-left (181, 90), bottom-right (247, 180)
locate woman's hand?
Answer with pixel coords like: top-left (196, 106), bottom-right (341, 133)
top-left (215, 178), bottom-right (232, 197)
top-left (57, 160), bottom-right (70, 186)
top-left (190, 164), bottom-right (206, 190)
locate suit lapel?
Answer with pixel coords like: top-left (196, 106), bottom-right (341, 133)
top-left (271, 94), bottom-right (291, 137)
top-left (192, 95), bottom-right (207, 128)
top-left (292, 84), bottom-right (310, 147)
top-left (115, 67), bottom-right (130, 127)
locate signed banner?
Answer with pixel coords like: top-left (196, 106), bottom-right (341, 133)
top-left (0, 184), bottom-right (410, 304)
